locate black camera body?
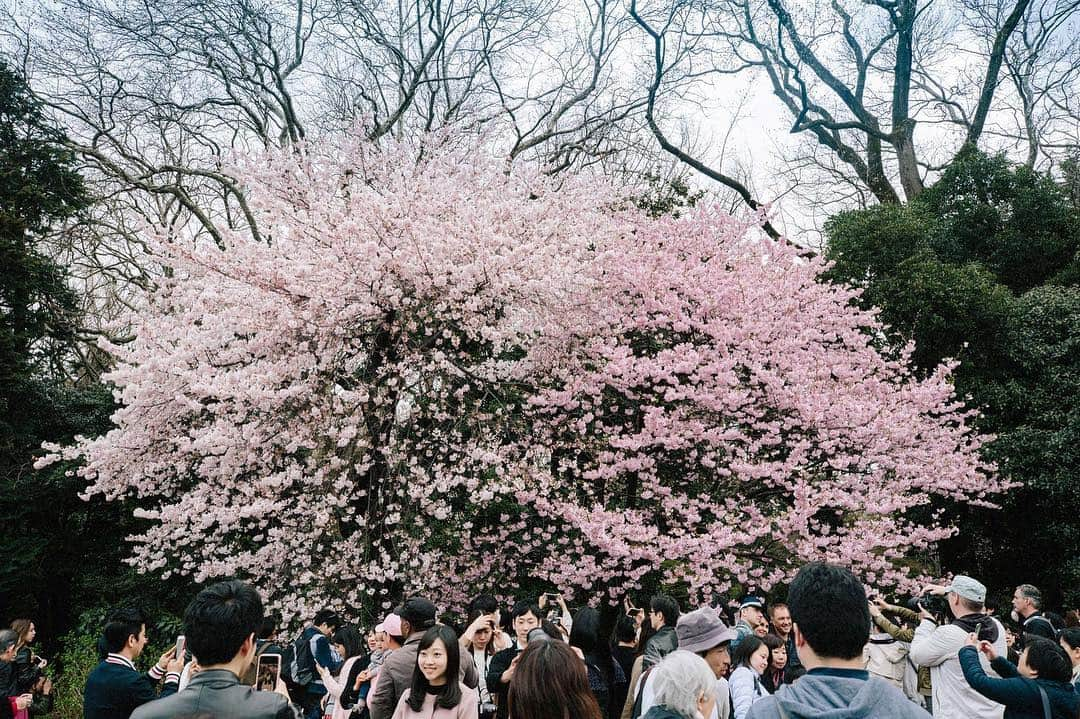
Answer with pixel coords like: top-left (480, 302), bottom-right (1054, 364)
top-left (906, 593), bottom-right (949, 617)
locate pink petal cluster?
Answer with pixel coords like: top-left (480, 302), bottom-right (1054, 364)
top-left (38, 132), bottom-right (1003, 621)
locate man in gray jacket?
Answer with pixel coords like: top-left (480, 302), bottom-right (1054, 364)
top-left (747, 563), bottom-right (930, 719)
top-left (367, 597), bottom-right (479, 719)
top-left (131, 580), bottom-right (296, 719)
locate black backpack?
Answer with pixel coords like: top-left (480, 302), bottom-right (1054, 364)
top-left (283, 631), bottom-right (316, 690)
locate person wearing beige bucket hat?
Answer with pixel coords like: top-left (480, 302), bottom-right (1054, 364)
top-left (636, 607), bottom-right (737, 719)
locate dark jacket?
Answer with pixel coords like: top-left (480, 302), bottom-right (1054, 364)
top-left (642, 627), bottom-right (678, 670)
top-left (585, 654), bottom-right (628, 719)
top-left (297, 627), bottom-right (343, 697)
top-left (130, 668), bottom-right (296, 719)
top-left (958, 646), bottom-right (1080, 719)
top-left (1020, 614), bottom-right (1058, 650)
top-left (12, 648), bottom-right (41, 695)
top-left (484, 646), bottom-right (519, 719)
top-left (82, 655), bottom-right (178, 719)
top-left (641, 707), bottom-right (685, 719)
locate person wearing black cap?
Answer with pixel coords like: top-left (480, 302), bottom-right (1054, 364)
top-left (368, 597), bottom-right (478, 719)
top-left (731, 597), bottom-right (765, 653)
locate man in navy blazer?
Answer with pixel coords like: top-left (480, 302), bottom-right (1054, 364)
top-left (83, 608), bottom-right (183, 719)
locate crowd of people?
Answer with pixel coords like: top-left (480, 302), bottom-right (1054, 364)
top-left (3, 564), bottom-right (1080, 719)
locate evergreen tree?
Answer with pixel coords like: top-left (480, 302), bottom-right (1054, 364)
top-left (825, 150), bottom-right (1080, 607)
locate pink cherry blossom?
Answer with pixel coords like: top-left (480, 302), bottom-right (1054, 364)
top-left (38, 131), bottom-right (1005, 622)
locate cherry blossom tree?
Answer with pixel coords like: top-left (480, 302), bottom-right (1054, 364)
top-left (39, 131), bottom-right (1003, 621)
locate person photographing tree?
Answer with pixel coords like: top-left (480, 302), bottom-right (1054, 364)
top-left (910, 576), bottom-right (1007, 719)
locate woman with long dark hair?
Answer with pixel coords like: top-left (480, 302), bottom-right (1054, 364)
top-left (319, 625), bottom-right (370, 719)
top-left (391, 625), bottom-right (478, 719)
top-left (508, 638), bottom-right (603, 719)
top-left (570, 608), bottom-right (628, 719)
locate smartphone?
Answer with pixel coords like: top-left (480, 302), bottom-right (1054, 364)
top-left (255, 653), bottom-right (281, 691)
top-left (174, 635), bottom-right (186, 661)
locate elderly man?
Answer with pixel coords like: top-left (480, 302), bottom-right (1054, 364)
top-left (910, 576), bottom-right (1007, 719)
top-left (1012, 584), bottom-right (1057, 650)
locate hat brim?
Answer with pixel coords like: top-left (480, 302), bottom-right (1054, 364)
top-left (679, 626), bottom-right (738, 654)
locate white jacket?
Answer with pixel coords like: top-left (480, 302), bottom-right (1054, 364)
top-left (729, 665), bottom-right (769, 719)
top-left (910, 618), bottom-right (1006, 719)
top-left (863, 634), bottom-right (908, 688)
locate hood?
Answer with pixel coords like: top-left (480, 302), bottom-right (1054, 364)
top-left (773, 672), bottom-right (916, 719)
top-left (866, 637), bottom-right (908, 664)
top-left (952, 614), bottom-right (999, 644)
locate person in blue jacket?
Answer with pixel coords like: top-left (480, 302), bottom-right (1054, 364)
top-left (83, 608), bottom-right (184, 719)
top-left (959, 633), bottom-right (1079, 719)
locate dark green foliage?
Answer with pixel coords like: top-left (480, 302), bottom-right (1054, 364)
top-left (825, 150), bottom-right (1080, 607)
top-left (632, 173), bottom-right (705, 218)
top-left (0, 60), bottom-right (191, 667)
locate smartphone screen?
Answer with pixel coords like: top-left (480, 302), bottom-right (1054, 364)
top-left (255, 653), bottom-right (281, 690)
top-left (174, 635), bottom-right (186, 661)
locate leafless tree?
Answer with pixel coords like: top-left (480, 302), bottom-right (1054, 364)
top-left (629, 0), bottom-right (1077, 216)
top-left (3, 0), bottom-right (651, 355)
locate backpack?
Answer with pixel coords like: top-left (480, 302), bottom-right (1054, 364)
top-left (284, 631), bottom-right (317, 690)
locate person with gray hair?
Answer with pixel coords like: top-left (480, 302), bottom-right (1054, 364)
top-left (642, 650), bottom-right (718, 719)
top-left (1012, 584), bottom-right (1057, 650)
top-left (0, 629), bottom-right (35, 719)
top-left (637, 607), bottom-right (735, 719)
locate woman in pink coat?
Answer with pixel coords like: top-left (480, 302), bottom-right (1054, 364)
top-left (392, 625), bottom-right (478, 719)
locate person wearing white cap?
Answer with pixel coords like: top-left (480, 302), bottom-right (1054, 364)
top-left (910, 575), bottom-right (1008, 719)
top-left (636, 607), bottom-right (736, 719)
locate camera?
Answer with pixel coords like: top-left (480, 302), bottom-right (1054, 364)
top-left (906, 593), bottom-right (949, 617)
top-left (480, 702), bottom-right (497, 719)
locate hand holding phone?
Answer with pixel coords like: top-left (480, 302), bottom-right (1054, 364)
top-left (255, 653), bottom-right (282, 691)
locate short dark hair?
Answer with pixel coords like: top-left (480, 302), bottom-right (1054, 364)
top-left (104, 608), bottom-right (149, 653)
top-left (650, 595), bottom-right (680, 628)
top-left (732, 634), bottom-right (768, 669)
top-left (1060, 627), bottom-right (1080, 651)
top-left (258, 614), bottom-right (279, 640)
top-left (313, 609), bottom-right (342, 630)
top-left (469, 594), bottom-right (499, 616)
top-left (184, 580), bottom-right (264, 665)
top-left (406, 626), bottom-right (462, 711)
top-left (1023, 637), bottom-right (1071, 682)
top-left (787, 563), bottom-right (870, 660)
top-left (613, 615), bottom-right (637, 644)
top-left (768, 603), bottom-right (789, 618)
top-left (512, 600), bottom-right (542, 622)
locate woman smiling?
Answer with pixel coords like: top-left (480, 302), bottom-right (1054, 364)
top-left (392, 625), bottom-right (479, 719)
